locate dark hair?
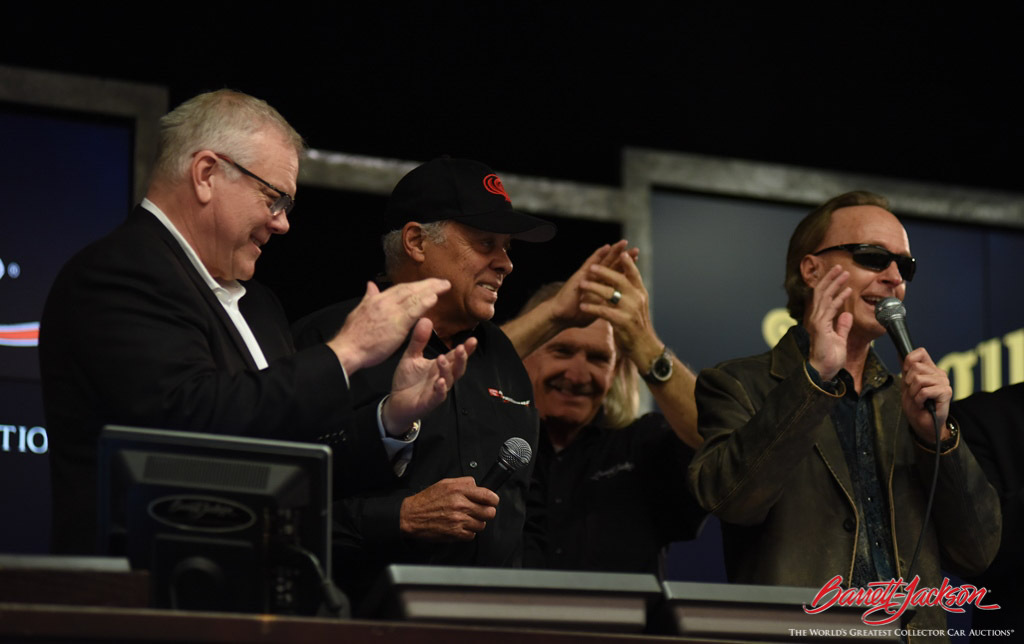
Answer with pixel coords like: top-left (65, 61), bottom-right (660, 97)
top-left (784, 190), bottom-right (890, 320)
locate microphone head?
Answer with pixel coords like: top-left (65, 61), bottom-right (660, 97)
top-left (496, 437), bottom-right (532, 472)
top-left (874, 297), bottom-right (906, 326)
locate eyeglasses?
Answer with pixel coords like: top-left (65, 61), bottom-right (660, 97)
top-left (215, 153), bottom-right (294, 216)
top-left (813, 243), bottom-right (916, 281)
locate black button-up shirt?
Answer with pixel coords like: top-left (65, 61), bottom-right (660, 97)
top-left (525, 413), bottom-right (705, 577)
top-left (294, 303), bottom-right (538, 601)
top-left (795, 326), bottom-right (897, 587)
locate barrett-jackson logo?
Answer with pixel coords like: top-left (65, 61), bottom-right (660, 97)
top-left (803, 574), bottom-right (999, 626)
top-left (148, 496), bottom-right (257, 533)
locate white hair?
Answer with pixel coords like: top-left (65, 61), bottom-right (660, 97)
top-left (382, 220), bottom-right (448, 278)
top-left (151, 89), bottom-right (304, 184)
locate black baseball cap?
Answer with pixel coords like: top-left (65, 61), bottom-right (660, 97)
top-left (384, 157), bottom-right (557, 242)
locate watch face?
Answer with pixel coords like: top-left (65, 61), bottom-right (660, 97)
top-left (653, 360), bottom-right (670, 377)
top-left (650, 353), bottom-right (672, 381)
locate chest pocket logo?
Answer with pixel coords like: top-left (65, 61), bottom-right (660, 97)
top-left (487, 388), bottom-right (531, 406)
top-left (590, 461), bottom-right (635, 481)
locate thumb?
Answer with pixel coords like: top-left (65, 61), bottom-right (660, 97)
top-left (835, 311), bottom-right (853, 341)
top-left (403, 318), bottom-right (433, 360)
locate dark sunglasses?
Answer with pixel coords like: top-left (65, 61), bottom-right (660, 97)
top-left (215, 153), bottom-right (295, 216)
top-left (813, 243), bottom-right (916, 281)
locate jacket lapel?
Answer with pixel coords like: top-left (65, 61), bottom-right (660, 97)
top-left (135, 207), bottom-right (260, 371)
top-left (770, 327), bottom-right (856, 500)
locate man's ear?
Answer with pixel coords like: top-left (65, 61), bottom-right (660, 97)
top-left (800, 254), bottom-right (823, 288)
top-left (191, 150), bottom-right (219, 206)
top-left (402, 222), bottom-right (428, 264)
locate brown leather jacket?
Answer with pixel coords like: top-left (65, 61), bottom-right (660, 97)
top-left (689, 327), bottom-right (1001, 642)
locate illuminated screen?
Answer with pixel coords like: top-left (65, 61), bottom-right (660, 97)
top-left (0, 102), bottom-right (133, 552)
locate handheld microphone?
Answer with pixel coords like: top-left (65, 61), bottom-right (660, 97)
top-left (874, 297), bottom-right (934, 412)
top-left (479, 437), bottom-right (532, 492)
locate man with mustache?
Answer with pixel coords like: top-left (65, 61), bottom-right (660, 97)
top-left (293, 157), bottom-right (555, 604)
top-left (506, 250), bottom-right (705, 577)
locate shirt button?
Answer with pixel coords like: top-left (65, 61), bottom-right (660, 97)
top-left (469, 461), bottom-right (478, 469)
top-left (874, 540), bottom-right (882, 548)
top-left (866, 496), bottom-right (873, 503)
top-left (461, 409), bottom-right (469, 416)
top-left (554, 548), bottom-right (564, 556)
top-left (554, 497), bottom-right (563, 504)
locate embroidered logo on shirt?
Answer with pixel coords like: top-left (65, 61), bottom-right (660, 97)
top-left (590, 461), bottom-right (635, 481)
top-left (488, 388), bottom-right (531, 406)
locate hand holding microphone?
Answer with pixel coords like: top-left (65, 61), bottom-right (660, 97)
top-left (398, 437), bottom-right (532, 542)
top-left (480, 437), bottom-right (533, 492)
top-left (875, 298), bottom-right (952, 443)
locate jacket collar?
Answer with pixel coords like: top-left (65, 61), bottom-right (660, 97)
top-left (131, 205), bottom-right (260, 370)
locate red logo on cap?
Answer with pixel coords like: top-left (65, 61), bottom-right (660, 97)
top-left (482, 174), bottom-right (511, 202)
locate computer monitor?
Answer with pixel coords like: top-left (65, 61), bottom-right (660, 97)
top-left (97, 425), bottom-right (334, 615)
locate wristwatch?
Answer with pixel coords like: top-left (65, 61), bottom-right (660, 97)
top-left (395, 419), bottom-right (422, 443)
top-left (642, 346), bottom-right (674, 384)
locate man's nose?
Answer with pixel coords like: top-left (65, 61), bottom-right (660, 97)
top-left (493, 248), bottom-right (513, 276)
top-left (563, 353), bottom-right (590, 382)
top-left (269, 211), bottom-right (290, 235)
top-left (879, 258), bottom-right (904, 286)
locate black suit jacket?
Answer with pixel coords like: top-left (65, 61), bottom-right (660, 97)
top-left (953, 383), bottom-right (1024, 637)
top-left (40, 206), bottom-right (383, 553)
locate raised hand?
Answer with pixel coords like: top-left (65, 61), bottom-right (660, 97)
top-left (328, 278), bottom-right (450, 374)
top-left (501, 240), bottom-right (638, 358)
top-left (381, 317), bottom-right (477, 436)
top-left (578, 252), bottom-right (661, 368)
top-left (806, 265), bottom-right (852, 381)
top-left (548, 240), bottom-right (636, 328)
top-left (578, 251), bottom-right (702, 449)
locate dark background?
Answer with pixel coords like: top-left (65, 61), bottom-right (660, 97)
top-left (5, 4), bottom-right (1021, 194)
top-left (3, 8), bottom-right (1022, 620)
top-left (7, 3), bottom-right (1022, 322)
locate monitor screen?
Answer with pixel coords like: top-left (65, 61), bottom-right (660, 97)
top-left (1, 64), bottom-right (166, 554)
top-left (97, 425), bottom-right (333, 615)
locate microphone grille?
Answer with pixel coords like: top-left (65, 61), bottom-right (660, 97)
top-left (874, 297), bottom-right (906, 325)
top-left (497, 437), bottom-right (533, 472)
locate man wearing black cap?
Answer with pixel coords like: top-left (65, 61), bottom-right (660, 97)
top-left (293, 157), bottom-right (555, 602)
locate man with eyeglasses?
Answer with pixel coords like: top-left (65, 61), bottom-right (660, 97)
top-left (40, 90), bottom-right (467, 555)
top-left (688, 191), bottom-right (999, 640)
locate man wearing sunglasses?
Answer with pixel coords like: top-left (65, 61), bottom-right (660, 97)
top-left (40, 90), bottom-right (466, 555)
top-left (689, 191), bottom-right (999, 639)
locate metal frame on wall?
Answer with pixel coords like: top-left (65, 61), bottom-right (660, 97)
top-left (298, 146), bottom-right (1024, 329)
top-left (0, 65), bottom-right (168, 203)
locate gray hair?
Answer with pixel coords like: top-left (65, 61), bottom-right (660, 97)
top-left (382, 221), bottom-right (448, 278)
top-left (519, 282), bottom-right (640, 430)
top-left (151, 89), bottom-right (305, 184)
